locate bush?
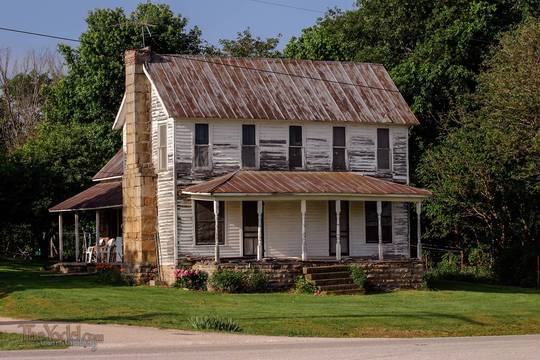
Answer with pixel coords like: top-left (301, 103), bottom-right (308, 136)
top-left (349, 265), bottom-right (367, 288)
top-left (95, 264), bottom-right (134, 286)
top-left (244, 270), bottom-right (269, 292)
top-left (174, 268), bottom-right (207, 290)
top-left (294, 276), bottom-right (318, 294)
top-left (189, 316), bottom-right (242, 332)
top-left (208, 269), bottom-right (246, 293)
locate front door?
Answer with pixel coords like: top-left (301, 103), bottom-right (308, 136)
top-left (329, 201), bottom-right (350, 256)
top-left (243, 201), bottom-right (262, 256)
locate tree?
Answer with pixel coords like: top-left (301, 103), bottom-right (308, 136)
top-left (219, 28), bottom-right (281, 58)
top-left (417, 19), bottom-right (540, 285)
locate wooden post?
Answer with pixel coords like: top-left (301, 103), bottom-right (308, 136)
top-left (537, 255), bottom-right (539, 289)
top-left (335, 200), bottom-right (341, 261)
top-left (257, 200), bottom-right (263, 261)
top-left (214, 200), bottom-right (220, 264)
top-left (416, 202), bottom-right (422, 260)
top-left (460, 250), bottom-right (464, 271)
top-left (301, 200), bottom-right (307, 261)
top-left (377, 201), bottom-right (383, 260)
top-left (58, 214), bottom-right (63, 262)
top-left (74, 212), bottom-right (80, 262)
top-left (95, 210), bottom-right (100, 263)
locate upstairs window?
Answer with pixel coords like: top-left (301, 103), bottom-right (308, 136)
top-left (365, 201), bottom-right (392, 243)
top-left (195, 124), bottom-right (209, 168)
top-left (158, 123), bottom-right (167, 170)
top-left (242, 124), bottom-right (257, 168)
top-left (377, 128), bottom-right (390, 170)
top-left (195, 201), bottom-right (225, 245)
top-left (289, 125), bottom-right (303, 169)
top-left (332, 126), bottom-right (346, 171)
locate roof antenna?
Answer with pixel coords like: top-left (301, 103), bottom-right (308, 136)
top-left (133, 19), bottom-right (155, 48)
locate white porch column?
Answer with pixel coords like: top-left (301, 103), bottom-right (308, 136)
top-left (95, 210), bottom-right (100, 263)
top-left (257, 200), bottom-right (263, 261)
top-left (335, 200), bottom-right (341, 261)
top-left (74, 212), bottom-right (80, 262)
top-left (377, 201), bottom-right (383, 260)
top-left (301, 200), bottom-right (307, 261)
top-left (214, 200), bottom-right (220, 264)
top-left (416, 202), bottom-right (422, 260)
top-left (58, 214), bottom-right (63, 262)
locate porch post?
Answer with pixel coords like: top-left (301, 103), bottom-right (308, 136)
top-left (214, 200), bottom-right (220, 264)
top-left (58, 214), bottom-right (63, 262)
top-left (416, 202), bottom-right (422, 260)
top-left (95, 210), bottom-right (100, 263)
top-left (335, 200), bottom-right (341, 261)
top-left (74, 212), bottom-right (80, 262)
top-left (377, 201), bottom-right (383, 260)
top-left (301, 200), bottom-right (307, 261)
top-left (257, 200), bottom-right (263, 261)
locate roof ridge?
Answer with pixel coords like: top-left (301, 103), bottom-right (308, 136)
top-left (207, 170), bottom-right (241, 194)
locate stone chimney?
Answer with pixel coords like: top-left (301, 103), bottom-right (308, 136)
top-left (122, 47), bottom-right (158, 281)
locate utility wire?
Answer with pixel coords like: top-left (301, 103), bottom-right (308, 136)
top-left (243, 0), bottom-right (324, 14)
top-left (0, 26), bottom-right (80, 42)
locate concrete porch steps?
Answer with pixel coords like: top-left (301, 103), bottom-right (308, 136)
top-left (303, 265), bottom-right (364, 295)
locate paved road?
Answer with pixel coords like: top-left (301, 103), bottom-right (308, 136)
top-left (1, 317), bottom-right (539, 360)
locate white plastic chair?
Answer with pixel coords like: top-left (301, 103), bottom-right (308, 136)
top-left (85, 246), bottom-right (95, 263)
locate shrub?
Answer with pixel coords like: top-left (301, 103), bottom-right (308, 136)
top-left (95, 264), bottom-right (134, 286)
top-left (244, 270), bottom-right (269, 292)
top-left (208, 269), bottom-right (246, 293)
top-left (294, 276), bottom-right (317, 294)
top-left (189, 316), bottom-right (242, 332)
top-left (174, 268), bottom-right (207, 290)
top-left (349, 265), bottom-right (367, 288)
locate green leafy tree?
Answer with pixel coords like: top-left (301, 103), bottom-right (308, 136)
top-left (417, 19), bottom-right (540, 285)
top-left (218, 28), bottom-right (281, 58)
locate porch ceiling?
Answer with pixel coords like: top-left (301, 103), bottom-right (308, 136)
top-left (49, 181), bottom-right (122, 213)
top-left (182, 171), bottom-right (431, 201)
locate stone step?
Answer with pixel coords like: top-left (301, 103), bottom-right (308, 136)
top-left (323, 288), bottom-right (366, 296)
top-left (305, 271), bottom-right (351, 281)
top-left (318, 283), bottom-right (361, 292)
top-left (311, 277), bottom-right (354, 286)
top-left (303, 265), bottom-right (350, 274)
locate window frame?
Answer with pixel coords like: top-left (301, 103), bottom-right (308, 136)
top-left (288, 125), bottom-right (304, 170)
top-left (158, 123), bottom-right (168, 171)
top-left (193, 200), bottom-right (225, 245)
top-left (241, 124), bottom-right (258, 169)
top-left (365, 201), bottom-right (393, 244)
top-left (194, 123), bottom-right (211, 169)
top-left (332, 126), bottom-right (347, 171)
top-left (376, 128), bottom-right (392, 171)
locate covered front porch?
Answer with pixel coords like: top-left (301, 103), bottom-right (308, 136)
top-left (181, 171), bottom-right (431, 264)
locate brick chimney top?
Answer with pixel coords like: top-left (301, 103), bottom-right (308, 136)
top-left (125, 47), bottom-right (152, 66)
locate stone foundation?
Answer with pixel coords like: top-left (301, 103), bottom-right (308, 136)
top-left (179, 257), bottom-right (425, 291)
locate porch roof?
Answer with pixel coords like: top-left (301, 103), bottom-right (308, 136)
top-left (182, 171), bottom-right (431, 201)
top-left (49, 181), bottom-right (122, 213)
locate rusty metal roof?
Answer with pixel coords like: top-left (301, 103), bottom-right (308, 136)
top-left (49, 181), bottom-right (122, 212)
top-left (183, 171), bottom-right (431, 198)
top-left (145, 54), bottom-right (418, 125)
top-left (92, 149), bottom-right (123, 181)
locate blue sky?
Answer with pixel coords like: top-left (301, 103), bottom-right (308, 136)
top-left (0, 0), bottom-right (357, 60)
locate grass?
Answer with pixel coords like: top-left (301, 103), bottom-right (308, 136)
top-left (1, 259), bottom-right (539, 338)
top-left (0, 332), bottom-right (67, 350)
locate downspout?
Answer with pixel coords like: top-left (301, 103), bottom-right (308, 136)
top-left (172, 117), bottom-right (178, 268)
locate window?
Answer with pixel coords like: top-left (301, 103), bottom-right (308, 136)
top-left (158, 123), bottom-right (167, 170)
top-left (195, 124), bottom-right (209, 168)
top-left (377, 128), bottom-right (390, 170)
top-left (332, 127), bottom-right (346, 171)
top-left (242, 124), bottom-right (257, 168)
top-left (195, 201), bottom-right (224, 245)
top-left (289, 125), bottom-right (303, 169)
top-left (365, 201), bottom-right (392, 243)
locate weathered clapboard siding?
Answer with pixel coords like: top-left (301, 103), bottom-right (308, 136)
top-left (391, 202), bottom-right (409, 256)
top-left (211, 122), bottom-right (241, 175)
top-left (392, 126), bottom-right (408, 183)
top-left (177, 197), bottom-right (241, 258)
top-left (348, 126), bottom-right (377, 175)
top-left (264, 201), bottom-right (302, 257)
top-left (305, 124), bottom-right (331, 170)
top-left (150, 86), bottom-right (176, 265)
top-left (175, 121), bottom-right (193, 180)
top-left (258, 124), bottom-right (288, 170)
top-left (306, 201), bottom-right (329, 257)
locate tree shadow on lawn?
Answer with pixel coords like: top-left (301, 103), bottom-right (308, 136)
top-left (430, 280), bottom-right (540, 294)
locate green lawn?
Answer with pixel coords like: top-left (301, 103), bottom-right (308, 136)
top-left (1, 259), bottom-right (539, 338)
top-left (0, 332), bottom-right (67, 351)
